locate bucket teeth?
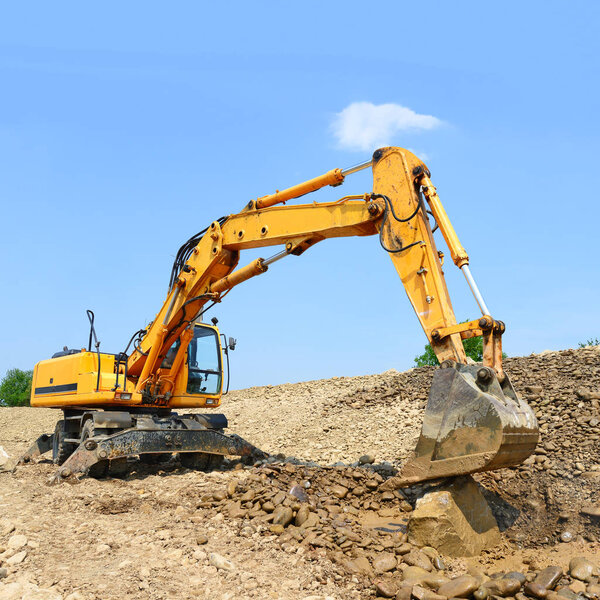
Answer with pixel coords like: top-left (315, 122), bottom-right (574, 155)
top-left (397, 364), bottom-right (539, 486)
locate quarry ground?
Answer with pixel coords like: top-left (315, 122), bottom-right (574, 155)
top-left (0, 347), bottom-right (599, 599)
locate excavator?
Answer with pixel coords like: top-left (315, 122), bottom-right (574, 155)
top-left (20, 146), bottom-right (539, 483)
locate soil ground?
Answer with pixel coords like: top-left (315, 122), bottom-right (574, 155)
top-left (0, 347), bottom-right (599, 599)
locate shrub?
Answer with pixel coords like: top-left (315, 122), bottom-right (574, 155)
top-left (578, 338), bottom-right (600, 348)
top-left (414, 335), bottom-right (506, 367)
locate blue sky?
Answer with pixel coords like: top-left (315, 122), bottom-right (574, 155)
top-left (1, 1), bottom-right (598, 389)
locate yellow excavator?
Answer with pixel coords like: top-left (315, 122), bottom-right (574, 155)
top-left (21, 147), bottom-right (538, 483)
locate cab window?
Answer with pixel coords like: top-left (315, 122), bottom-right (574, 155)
top-left (186, 325), bottom-right (222, 395)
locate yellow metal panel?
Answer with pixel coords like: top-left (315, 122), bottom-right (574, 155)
top-left (371, 147), bottom-right (466, 363)
top-left (222, 200), bottom-right (378, 251)
top-left (31, 352), bottom-right (141, 408)
top-left (31, 354), bottom-right (81, 406)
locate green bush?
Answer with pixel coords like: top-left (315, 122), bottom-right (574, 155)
top-left (578, 338), bottom-right (600, 348)
top-left (414, 334), bottom-right (507, 367)
top-left (0, 368), bottom-right (33, 406)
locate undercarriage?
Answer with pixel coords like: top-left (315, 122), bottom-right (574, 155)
top-left (18, 409), bottom-right (265, 483)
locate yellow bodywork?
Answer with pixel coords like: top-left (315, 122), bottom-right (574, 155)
top-left (31, 326), bottom-right (223, 409)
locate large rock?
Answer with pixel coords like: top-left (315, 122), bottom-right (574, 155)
top-left (407, 476), bottom-right (500, 557)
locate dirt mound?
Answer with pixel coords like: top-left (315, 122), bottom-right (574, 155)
top-left (1, 347), bottom-right (599, 599)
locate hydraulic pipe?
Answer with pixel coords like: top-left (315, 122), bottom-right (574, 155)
top-left (461, 265), bottom-right (491, 316)
top-left (210, 258), bottom-right (268, 293)
top-left (262, 249), bottom-right (288, 266)
top-left (160, 326), bottom-right (194, 394)
top-left (254, 157), bottom-right (372, 210)
top-left (341, 159), bottom-right (372, 177)
top-left (135, 327), bottom-right (167, 393)
top-left (420, 175), bottom-right (469, 268)
top-left (255, 169), bottom-right (344, 209)
top-left (162, 287), bottom-right (180, 324)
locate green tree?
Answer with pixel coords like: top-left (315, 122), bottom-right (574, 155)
top-left (0, 368), bottom-right (33, 406)
top-left (414, 336), bottom-right (501, 367)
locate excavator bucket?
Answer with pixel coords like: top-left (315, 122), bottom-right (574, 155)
top-left (396, 362), bottom-right (539, 486)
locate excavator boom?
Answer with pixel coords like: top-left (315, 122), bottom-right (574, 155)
top-left (27, 146), bottom-right (538, 483)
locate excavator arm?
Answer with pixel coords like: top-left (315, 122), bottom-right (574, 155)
top-left (129, 147), bottom-right (485, 387)
top-left (124, 146), bottom-right (538, 483)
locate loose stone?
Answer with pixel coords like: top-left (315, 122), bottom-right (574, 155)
top-left (569, 557), bottom-right (597, 582)
top-left (374, 579), bottom-right (397, 598)
top-left (423, 573), bottom-right (450, 589)
top-left (524, 582), bottom-right (549, 598)
top-left (209, 552), bottom-right (235, 571)
top-left (289, 484), bottom-right (308, 502)
top-left (403, 549), bottom-right (433, 572)
top-left (373, 552), bottom-right (397, 574)
top-left (295, 505), bottom-right (310, 526)
top-left (587, 583), bottom-right (600, 598)
top-left (395, 543), bottom-right (413, 555)
top-left (474, 586), bottom-right (490, 600)
top-left (7, 535), bottom-right (27, 550)
top-left (272, 506), bottom-right (294, 527)
top-left (343, 556), bottom-right (373, 577)
top-left (504, 572), bottom-right (527, 585)
top-left (330, 484), bottom-right (349, 499)
top-left (411, 584), bottom-right (446, 600)
top-left (568, 580), bottom-right (587, 595)
top-left (556, 588), bottom-right (578, 600)
top-left (396, 585), bottom-right (413, 600)
top-left (484, 578), bottom-right (522, 597)
top-left (438, 575), bottom-right (480, 598)
top-left (6, 550), bottom-right (27, 565)
top-left (402, 566), bottom-right (432, 586)
top-left (534, 566), bottom-right (563, 590)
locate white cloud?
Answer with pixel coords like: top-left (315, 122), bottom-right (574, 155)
top-left (331, 102), bottom-right (442, 152)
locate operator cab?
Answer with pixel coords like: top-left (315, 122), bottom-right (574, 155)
top-left (161, 323), bottom-right (223, 396)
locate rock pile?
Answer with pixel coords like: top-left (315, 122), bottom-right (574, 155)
top-left (287, 346), bottom-right (600, 546)
top-left (177, 459), bottom-right (600, 599)
top-left (324, 367), bottom-right (433, 412)
top-left (372, 558), bottom-right (600, 600)
top-left (186, 461), bottom-right (414, 552)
